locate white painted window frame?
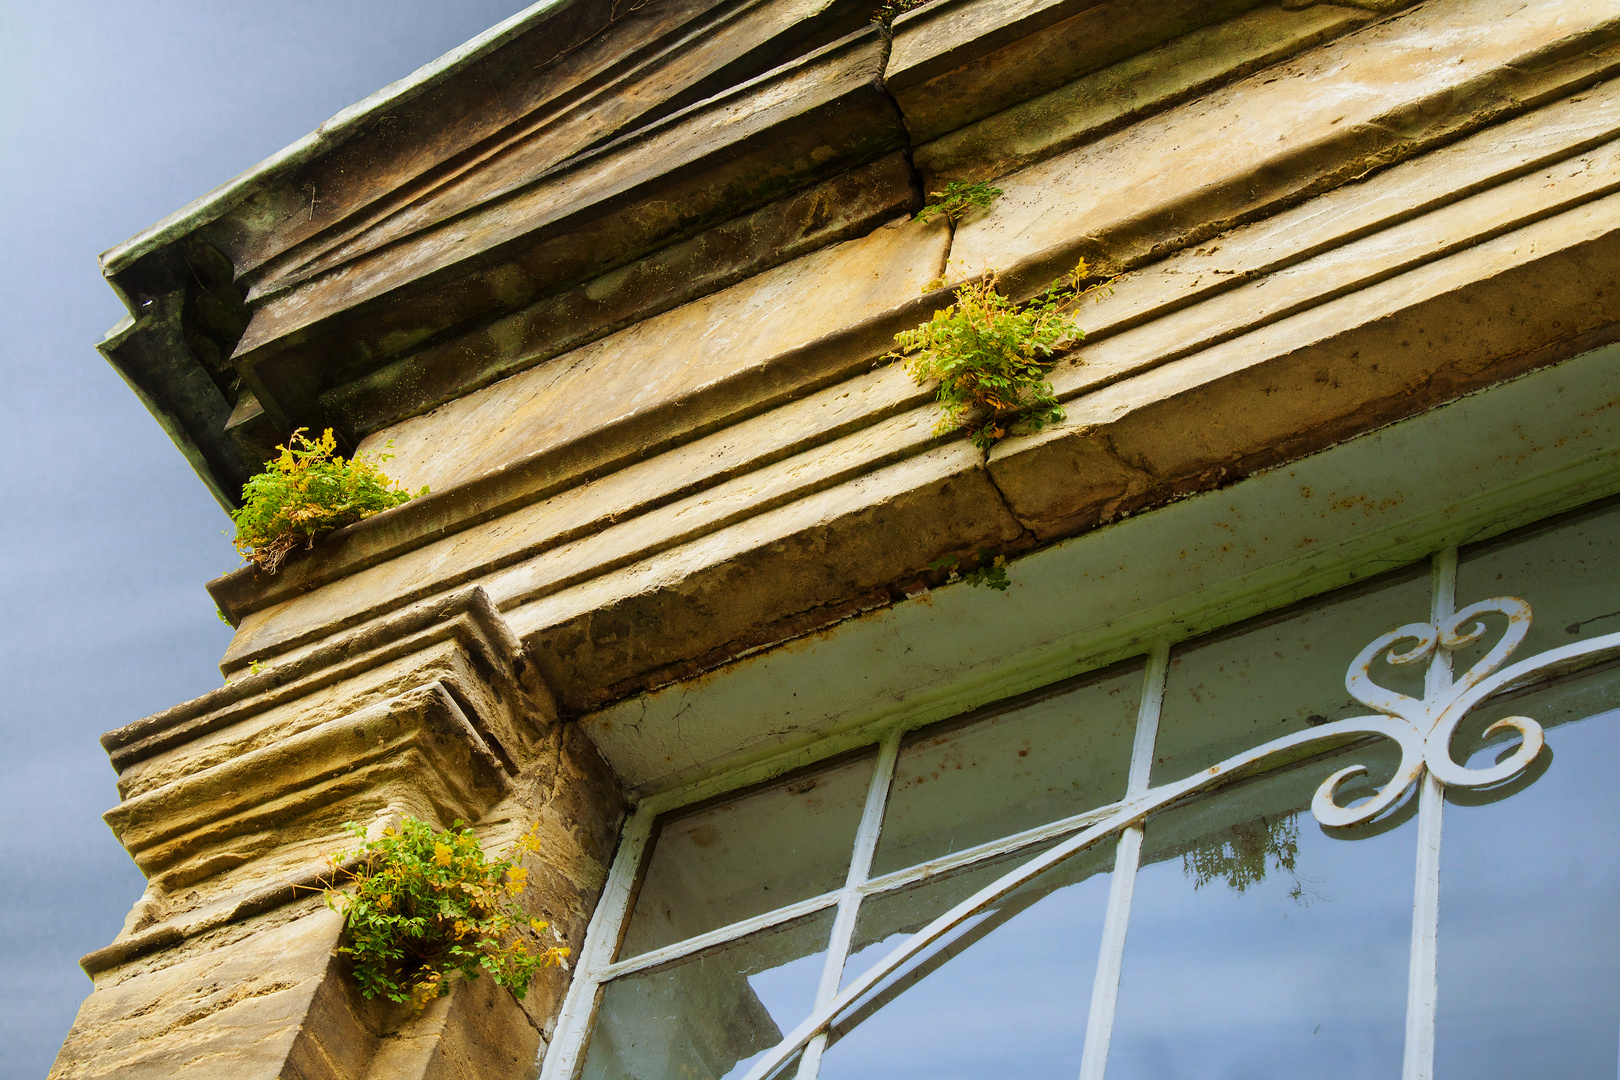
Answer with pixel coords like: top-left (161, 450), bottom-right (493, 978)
top-left (544, 541), bottom-right (1620, 1080)
top-left (541, 347), bottom-right (1620, 1080)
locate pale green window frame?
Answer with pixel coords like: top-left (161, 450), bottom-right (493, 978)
top-left (542, 342), bottom-right (1620, 1080)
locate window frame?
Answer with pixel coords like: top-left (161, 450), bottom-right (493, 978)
top-left (541, 345), bottom-right (1620, 1080)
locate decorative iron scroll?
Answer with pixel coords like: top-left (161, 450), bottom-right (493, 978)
top-left (740, 599), bottom-right (1620, 1080)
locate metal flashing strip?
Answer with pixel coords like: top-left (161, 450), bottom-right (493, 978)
top-left (98, 0), bottom-right (572, 275)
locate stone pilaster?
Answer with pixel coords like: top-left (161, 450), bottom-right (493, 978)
top-left (51, 587), bottom-right (623, 1080)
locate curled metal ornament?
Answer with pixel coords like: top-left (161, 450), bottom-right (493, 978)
top-left (1325, 596), bottom-right (1541, 817)
top-left (1308, 725), bottom-right (1426, 828)
top-left (741, 600), bottom-right (1620, 1080)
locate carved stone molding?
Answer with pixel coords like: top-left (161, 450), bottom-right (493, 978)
top-left (52, 587), bottom-right (621, 1080)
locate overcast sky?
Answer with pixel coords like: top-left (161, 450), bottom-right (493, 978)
top-left (0, 3), bottom-right (531, 1074)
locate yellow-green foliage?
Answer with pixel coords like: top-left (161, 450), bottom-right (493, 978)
top-left (325, 817), bottom-right (569, 1010)
top-left (231, 428), bottom-right (424, 573)
top-left (890, 264), bottom-right (1097, 450)
top-left (929, 548), bottom-right (1011, 592)
top-left (870, 0), bottom-right (933, 24)
top-left (915, 180), bottom-right (1003, 225)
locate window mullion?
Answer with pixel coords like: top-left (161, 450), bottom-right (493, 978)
top-left (1077, 640), bottom-right (1170, 1080)
top-left (540, 804), bottom-right (658, 1080)
top-left (1403, 547), bottom-right (1457, 1080)
top-left (797, 728), bottom-right (903, 1080)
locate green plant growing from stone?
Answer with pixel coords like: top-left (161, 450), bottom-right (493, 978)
top-left (891, 263), bottom-right (1097, 450)
top-left (915, 180), bottom-right (1003, 225)
top-left (869, 0), bottom-right (935, 25)
top-left (929, 548), bottom-right (1011, 591)
top-left (324, 817), bottom-right (568, 1010)
top-left (231, 427), bottom-right (426, 574)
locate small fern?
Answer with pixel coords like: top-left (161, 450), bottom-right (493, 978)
top-left (325, 818), bottom-right (568, 1010)
top-left (915, 180), bottom-right (1003, 225)
top-left (891, 263), bottom-right (1101, 450)
top-left (231, 428), bottom-right (424, 573)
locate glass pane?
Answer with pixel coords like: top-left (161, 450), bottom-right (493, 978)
top-left (1110, 742), bottom-right (1415, 1079)
top-left (1455, 496), bottom-right (1620, 669)
top-left (818, 840), bottom-right (1114, 1079)
top-left (1435, 665), bottom-right (1620, 1078)
top-left (1152, 567), bottom-right (1431, 785)
top-left (581, 910), bottom-right (833, 1080)
top-left (621, 753), bottom-right (874, 958)
top-left (872, 661), bottom-right (1143, 876)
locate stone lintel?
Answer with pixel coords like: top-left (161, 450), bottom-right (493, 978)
top-left (204, 72), bottom-right (1620, 705)
top-left (215, 181), bottom-right (1620, 713)
top-left (519, 219), bottom-right (1620, 712)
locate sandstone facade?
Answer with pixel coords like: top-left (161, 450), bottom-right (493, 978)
top-left (59, 0), bottom-right (1620, 1076)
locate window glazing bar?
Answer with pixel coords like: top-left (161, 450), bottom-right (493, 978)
top-left (1078, 641), bottom-right (1169, 1080)
top-left (539, 805), bottom-right (657, 1080)
top-left (591, 736), bottom-right (1146, 985)
top-left (1403, 548), bottom-right (1456, 1080)
top-left (600, 784), bottom-right (1126, 983)
top-left (596, 889), bottom-right (845, 981)
top-left (858, 801), bottom-right (1118, 896)
top-left (798, 728), bottom-right (903, 1080)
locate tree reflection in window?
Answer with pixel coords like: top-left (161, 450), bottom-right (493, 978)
top-left (1181, 813), bottom-right (1310, 904)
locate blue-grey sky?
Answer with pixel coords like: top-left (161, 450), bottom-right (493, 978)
top-left (0, 4), bottom-right (526, 1074)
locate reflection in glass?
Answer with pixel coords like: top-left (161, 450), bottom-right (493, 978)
top-left (1152, 567), bottom-right (1430, 785)
top-left (1435, 668), bottom-right (1620, 1079)
top-left (872, 661), bottom-right (1142, 876)
top-left (1110, 746), bottom-right (1415, 1079)
top-left (620, 753), bottom-right (874, 957)
top-left (1456, 496), bottom-right (1620, 666)
top-left (818, 842), bottom-right (1113, 1079)
top-left (581, 911), bottom-right (832, 1080)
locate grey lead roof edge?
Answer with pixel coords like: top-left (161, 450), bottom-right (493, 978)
top-left (97, 0), bottom-right (571, 277)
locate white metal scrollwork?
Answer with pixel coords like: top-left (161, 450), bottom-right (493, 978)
top-left (739, 599), bottom-right (1620, 1080)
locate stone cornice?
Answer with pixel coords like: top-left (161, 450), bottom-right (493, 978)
top-left (105, 585), bottom-right (532, 770)
top-left (200, 6), bottom-right (1620, 696)
top-left (97, 0), bottom-right (883, 506)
